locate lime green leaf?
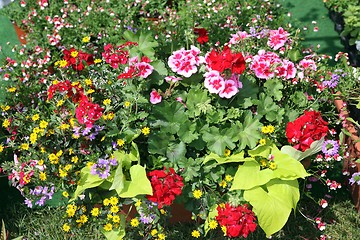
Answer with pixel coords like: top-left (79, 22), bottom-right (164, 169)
top-left (236, 112), bottom-right (262, 151)
top-left (244, 179), bottom-right (300, 237)
top-left (248, 145), bottom-right (271, 158)
top-left (102, 216), bottom-right (126, 240)
top-left (119, 165), bottom-right (152, 198)
top-left (230, 160), bottom-right (273, 190)
top-left (109, 162), bottom-right (124, 195)
top-left (203, 152), bottom-right (245, 165)
top-left (202, 127), bottom-right (236, 155)
top-left (280, 137), bottom-right (325, 161)
top-left (204, 204), bottom-right (218, 235)
top-left (71, 166), bottom-right (105, 201)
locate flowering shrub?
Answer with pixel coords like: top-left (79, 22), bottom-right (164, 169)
top-left (1, 0), bottom-right (360, 239)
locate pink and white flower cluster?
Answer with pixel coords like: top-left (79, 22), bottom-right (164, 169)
top-left (168, 46), bottom-right (204, 78)
top-left (249, 50), bottom-right (296, 80)
top-left (267, 27), bottom-right (290, 50)
top-left (204, 71), bottom-right (242, 99)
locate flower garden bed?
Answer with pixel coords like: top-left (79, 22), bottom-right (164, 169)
top-left (0, 0), bottom-right (360, 239)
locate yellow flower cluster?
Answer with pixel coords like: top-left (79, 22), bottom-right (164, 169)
top-left (261, 125), bottom-right (275, 134)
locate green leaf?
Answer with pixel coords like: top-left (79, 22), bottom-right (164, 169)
top-left (204, 204), bottom-right (218, 236)
top-left (72, 166), bottom-right (105, 201)
top-left (287, 49), bottom-right (302, 62)
top-left (203, 152), bottom-right (245, 165)
top-left (244, 179), bottom-right (300, 237)
top-left (166, 141), bottom-right (186, 163)
top-left (178, 121), bottom-right (199, 143)
top-left (102, 216), bottom-right (126, 240)
top-left (236, 112), bottom-right (262, 151)
top-left (186, 86), bottom-right (211, 117)
top-left (151, 60), bottom-right (168, 76)
top-left (256, 93), bottom-right (283, 122)
top-left (202, 127), bottom-right (236, 155)
top-left (264, 79), bottom-right (283, 101)
top-left (119, 165), bottom-right (152, 198)
top-left (148, 132), bottom-right (175, 155)
top-left (231, 159), bottom-right (274, 190)
top-left (281, 138), bottom-right (325, 161)
top-left (109, 163), bottom-right (125, 195)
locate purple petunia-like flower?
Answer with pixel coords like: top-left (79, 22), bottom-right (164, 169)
top-left (349, 172), bottom-right (360, 186)
top-left (321, 140), bottom-right (339, 156)
top-left (90, 157), bottom-right (118, 179)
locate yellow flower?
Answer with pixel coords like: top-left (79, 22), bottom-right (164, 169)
top-left (141, 127), bottom-right (150, 136)
top-left (39, 172), bottom-right (47, 181)
top-left (1, 105), bottom-right (10, 111)
top-left (112, 215), bottom-right (120, 223)
top-left (107, 112), bottom-right (114, 120)
top-left (124, 101), bottom-right (131, 108)
top-left (209, 220), bottom-right (218, 229)
top-left (64, 164), bottom-right (72, 171)
top-left (221, 225), bottom-right (227, 235)
top-left (269, 161), bottom-right (277, 170)
top-left (59, 123), bottom-right (70, 130)
top-left (151, 229), bottom-right (158, 236)
top-left (82, 36), bottom-right (90, 43)
top-left (87, 162), bottom-right (95, 168)
top-left (260, 159), bottom-right (267, 167)
top-left (0, 145), bottom-right (4, 153)
top-left (160, 209), bottom-right (166, 215)
top-left (117, 139), bottom-right (125, 147)
top-left (2, 119), bottom-right (10, 128)
top-left (21, 143), bottom-right (29, 151)
top-left (261, 126), bottom-right (269, 134)
top-left (135, 199), bottom-right (142, 207)
top-left (225, 175), bottom-right (233, 182)
top-left (76, 215), bottom-right (88, 224)
top-left (48, 153), bottom-right (59, 164)
top-left (103, 99), bottom-right (111, 105)
top-left (62, 191), bottom-right (69, 198)
top-left (110, 205), bottom-right (119, 213)
top-left (103, 223), bottom-right (112, 231)
top-left (94, 58), bottom-right (102, 64)
top-left (224, 148), bottom-right (231, 157)
top-left (259, 138), bottom-right (266, 145)
top-left (130, 218), bottom-right (139, 227)
top-left (87, 89), bottom-right (95, 94)
top-left (30, 133), bottom-right (37, 144)
top-left (39, 120), bottom-right (48, 129)
top-left (191, 230), bottom-right (201, 238)
top-left (32, 114), bottom-right (40, 121)
top-left (267, 125), bottom-right (275, 133)
top-left (56, 60), bottom-right (68, 68)
top-left (66, 207), bottom-right (76, 218)
top-left (71, 156), bottom-right (79, 163)
top-left (59, 168), bottom-right (68, 178)
top-left (70, 51), bottom-right (79, 58)
top-left (40, 147), bottom-right (46, 153)
top-left (7, 87), bottom-right (16, 92)
top-left (52, 80), bottom-right (59, 85)
top-left (57, 99), bottom-right (65, 107)
top-left (157, 233), bottom-right (166, 240)
top-left (62, 223), bottom-right (70, 232)
top-left (107, 214), bottom-right (113, 220)
top-left (219, 180), bottom-right (227, 188)
top-left (109, 196), bottom-right (119, 206)
top-left (192, 189), bottom-right (202, 199)
top-left (103, 198), bottom-right (110, 206)
top-left (91, 207), bottom-right (100, 217)
top-left (56, 150), bottom-right (63, 157)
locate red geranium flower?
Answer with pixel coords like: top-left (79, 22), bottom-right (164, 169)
top-left (286, 110), bottom-right (328, 151)
top-left (205, 46), bottom-right (246, 75)
top-left (146, 167), bottom-right (184, 209)
top-left (216, 203), bottom-right (257, 238)
top-left (194, 27), bottom-right (209, 44)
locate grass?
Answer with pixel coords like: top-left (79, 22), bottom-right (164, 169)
top-left (2, 191), bottom-right (359, 240)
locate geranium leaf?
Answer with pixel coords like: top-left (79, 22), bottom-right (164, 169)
top-left (264, 79), bottom-right (283, 101)
top-left (166, 141), bottom-right (186, 163)
top-left (178, 121), bottom-right (199, 143)
top-left (186, 85), bottom-right (211, 117)
top-left (244, 179), bottom-right (300, 237)
top-left (148, 132), bottom-right (175, 155)
top-left (230, 159), bottom-right (273, 190)
top-left (151, 59), bottom-right (168, 76)
top-left (236, 112), bottom-right (262, 151)
top-left (119, 165), bottom-right (152, 198)
top-left (202, 127), bottom-right (236, 156)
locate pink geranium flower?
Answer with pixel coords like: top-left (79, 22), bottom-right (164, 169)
top-left (204, 70), bottom-right (225, 94)
top-left (168, 46), bottom-right (204, 78)
top-left (267, 27), bottom-right (289, 50)
top-left (150, 90), bottom-right (162, 104)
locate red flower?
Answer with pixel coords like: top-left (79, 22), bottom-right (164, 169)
top-left (216, 203), bottom-right (257, 238)
top-left (75, 97), bottom-right (104, 128)
top-left (63, 48), bottom-right (94, 71)
top-left (146, 167), bottom-right (184, 209)
top-left (194, 28), bottom-right (209, 44)
top-left (286, 110), bottom-right (328, 151)
top-left (205, 46), bottom-right (246, 74)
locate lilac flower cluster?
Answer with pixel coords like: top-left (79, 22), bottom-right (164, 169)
top-left (73, 125), bottom-right (104, 141)
top-left (323, 69), bottom-right (346, 89)
top-left (90, 156), bottom-right (118, 179)
top-left (24, 185), bottom-right (55, 208)
top-left (137, 200), bottom-right (157, 224)
top-left (321, 140), bottom-right (339, 156)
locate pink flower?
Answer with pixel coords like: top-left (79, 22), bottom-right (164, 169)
top-left (229, 31), bottom-right (250, 45)
top-left (150, 90), bottom-right (162, 104)
top-left (275, 59), bottom-right (297, 79)
top-left (219, 79), bottom-right (239, 99)
top-left (267, 27), bottom-right (289, 50)
top-left (135, 62), bottom-right (154, 78)
top-left (249, 50), bottom-right (281, 80)
top-left (168, 46), bottom-right (204, 78)
top-left (298, 59), bottom-right (317, 71)
top-left (165, 76), bottom-right (182, 83)
top-left (320, 199), bottom-right (328, 208)
top-left (204, 70), bottom-right (225, 94)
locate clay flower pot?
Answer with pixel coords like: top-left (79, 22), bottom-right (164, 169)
top-left (12, 22), bottom-right (27, 45)
top-left (334, 94), bottom-right (360, 213)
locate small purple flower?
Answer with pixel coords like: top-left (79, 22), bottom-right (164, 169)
top-left (322, 140), bottom-right (339, 156)
top-left (90, 158), bottom-right (112, 179)
top-left (323, 73), bottom-right (339, 88)
top-left (24, 198), bottom-right (33, 208)
top-left (82, 127), bottom-right (92, 136)
top-left (349, 172), bottom-right (360, 185)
